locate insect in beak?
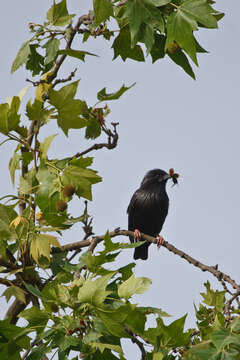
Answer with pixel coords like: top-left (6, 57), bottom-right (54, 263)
top-left (169, 168), bottom-right (180, 186)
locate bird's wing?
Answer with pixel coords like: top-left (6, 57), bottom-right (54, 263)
top-left (127, 189), bottom-right (150, 242)
top-left (127, 188), bottom-right (169, 238)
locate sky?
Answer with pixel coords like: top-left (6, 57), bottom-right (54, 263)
top-left (0, 1), bottom-right (240, 358)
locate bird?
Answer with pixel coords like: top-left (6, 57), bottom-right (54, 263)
top-left (127, 168), bottom-right (178, 260)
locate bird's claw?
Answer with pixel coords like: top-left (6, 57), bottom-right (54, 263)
top-left (134, 229), bottom-right (142, 242)
top-left (156, 235), bottom-right (165, 249)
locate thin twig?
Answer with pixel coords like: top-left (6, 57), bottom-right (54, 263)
top-left (52, 68), bottom-right (77, 88)
top-left (48, 14), bottom-right (93, 83)
top-left (73, 122), bottom-right (119, 159)
top-left (225, 290), bottom-right (240, 319)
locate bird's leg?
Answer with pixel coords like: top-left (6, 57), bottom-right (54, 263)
top-left (134, 229), bottom-right (142, 242)
top-left (156, 235), bottom-right (165, 249)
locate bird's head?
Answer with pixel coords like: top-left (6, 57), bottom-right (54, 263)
top-left (141, 168), bottom-right (179, 188)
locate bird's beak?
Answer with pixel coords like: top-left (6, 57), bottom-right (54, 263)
top-left (163, 174), bottom-right (171, 181)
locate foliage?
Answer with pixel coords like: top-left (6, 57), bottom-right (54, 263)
top-left (11, 0), bottom-right (224, 79)
top-left (0, 0), bottom-right (236, 359)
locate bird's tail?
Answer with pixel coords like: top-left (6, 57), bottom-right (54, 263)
top-left (134, 242), bottom-right (150, 260)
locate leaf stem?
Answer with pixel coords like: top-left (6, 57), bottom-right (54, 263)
top-left (170, 2), bottom-right (179, 9)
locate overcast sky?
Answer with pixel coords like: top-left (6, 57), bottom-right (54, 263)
top-left (0, 1), bottom-right (239, 359)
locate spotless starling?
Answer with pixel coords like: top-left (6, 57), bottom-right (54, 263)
top-left (127, 168), bottom-right (179, 260)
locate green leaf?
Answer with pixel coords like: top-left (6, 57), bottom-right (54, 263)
top-left (118, 263), bottom-right (135, 281)
top-left (0, 320), bottom-right (31, 357)
top-left (19, 306), bottom-right (49, 331)
top-left (48, 81), bottom-right (88, 136)
top-left (79, 251), bottom-right (118, 274)
top-left (138, 306), bottom-right (171, 317)
top-left (112, 28), bottom-right (145, 62)
top-left (74, 156), bottom-right (93, 168)
top-left (0, 204), bottom-right (18, 242)
top-left (22, 282), bottom-right (45, 299)
top-left (156, 314), bottom-right (190, 347)
top-left (40, 134), bottom-right (57, 160)
top-left (78, 273), bottom-right (114, 306)
top-left (166, 10), bottom-right (198, 65)
top-left (11, 41), bottom-right (31, 73)
top-left (43, 38), bottom-right (60, 65)
top-left (118, 274), bottom-right (152, 300)
top-left (30, 233), bottom-right (61, 263)
top-left (96, 311), bottom-right (127, 337)
top-left (36, 167), bottom-right (57, 211)
top-left (26, 45), bottom-right (45, 76)
top-left (93, 0), bottom-right (114, 26)
top-left (151, 0), bottom-right (171, 5)
top-left (185, 341), bottom-right (218, 360)
top-left (35, 167), bottom-right (68, 227)
top-left (9, 151), bottom-right (21, 185)
top-left (125, 305), bottom-right (146, 334)
top-left (150, 34), bottom-right (166, 63)
top-left (46, 0), bottom-right (75, 26)
top-left (91, 342), bottom-right (123, 355)
top-left (26, 99), bottom-right (53, 122)
top-left (124, 0), bottom-right (164, 47)
top-left (58, 49), bottom-right (98, 61)
top-left (97, 83), bottom-right (135, 101)
top-left (143, 24), bottom-right (155, 55)
top-left (153, 353), bottom-right (163, 360)
top-left (0, 104), bottom-right (9, 134)
top-left (62, 162), bottom-right (102, 201)
top-left (2, 286), bottom-right (26, 304)
top-left (181, 0), bottom-right (218, 29)
top-left (0, 101), bottom-right (20, 135)
top-left (200, 281), bottom-right (225, 311)
top-left (102, 231), bottom-right (121, 253)
top-left (19, 170), bottom-right (38, 195)
top-left (85, 116), bottom-right (101, 139)
top-left (230, 318), bottom-right (240, 333)
top-left (211, 328), bottom-right (240, 351)
top-left (168, 50), bottom-right (196, 79)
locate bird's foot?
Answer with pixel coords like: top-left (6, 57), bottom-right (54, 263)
top-left (156, 235), bottom-right (165, 249)
top-left (134, 229), bottom-right (142, 242)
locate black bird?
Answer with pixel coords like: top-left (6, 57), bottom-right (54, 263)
top-left (127, 168), bottom-right (178, 260)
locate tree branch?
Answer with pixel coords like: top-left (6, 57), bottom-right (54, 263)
top-left (52, 229), bottom-right (240, 292)
top-left (125, 325), bottom-right (146, 359)
top-left (73, 122), bottom-right (119, 159)
top-left (4, 297), bottom-right (30, 324)
top-left (52, 67), bottom-right (77, 88)
top-left (48, 14), bottom-right (93, 83)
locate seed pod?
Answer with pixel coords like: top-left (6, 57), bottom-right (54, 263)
top-left (63, 185), bottom-right (75, 197)
top-left (56, 200), bottom-right (68, 212)
top-left (167, 41), bottom-right (181, 54)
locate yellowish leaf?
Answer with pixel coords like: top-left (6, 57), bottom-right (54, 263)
top-left (10, 216), bottom-right (27, 228)
top-left (35, 71), bottom-right (54, 102)
top-left (30, 233), bottom-right (61, 263)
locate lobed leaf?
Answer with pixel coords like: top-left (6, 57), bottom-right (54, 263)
top-left (11, 41), bottom-right (30, 73)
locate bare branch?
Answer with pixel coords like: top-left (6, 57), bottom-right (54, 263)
top-left (52, 68), bottom-right (77, 88)
top-left (52, 229), bottom-right (240, 292)
top-left (0, 278), bottom-right (12, 287)
top-left (73, 122), bottom-right (119, 159)
top-left (225, 290), bottom-right (240, 320)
